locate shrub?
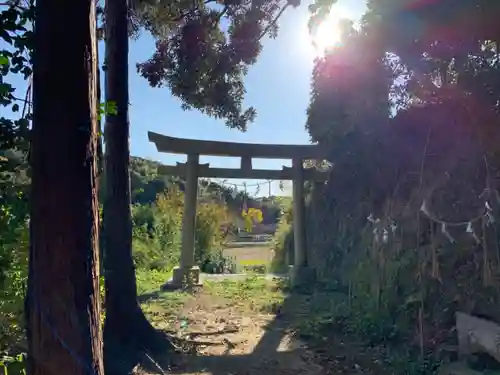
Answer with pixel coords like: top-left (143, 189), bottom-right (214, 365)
top-left (132, 187), bottom-right (231, 273)
top-left (200, 249), bottom-right (237, 274)
top-left (0, 196), bottom-right (28, 351)
top-left (131, 187), bottom-right (183, 270)
top-left (195, 201), bottom-right (229, 271)
top-left (270, 198), bottom-right (293, 273)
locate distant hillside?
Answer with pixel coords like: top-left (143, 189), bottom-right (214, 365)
top-left (129, 156), bottom-right (282, 225)
top-left (0, 151), bottom-right (282, 226)
top-left (129, 156), bottom-right (179, 205)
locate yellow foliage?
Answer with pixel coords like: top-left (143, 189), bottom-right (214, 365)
top-left (241, 208), bottom-right (263, 232)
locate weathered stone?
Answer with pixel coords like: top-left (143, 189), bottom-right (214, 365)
top-left (456, 312), bottom-right (500, 363)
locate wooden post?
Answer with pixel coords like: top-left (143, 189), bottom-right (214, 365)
top-left (172, 153), bottom-right (201, 286)
top-left (292, 158), bottom-right (306, 271)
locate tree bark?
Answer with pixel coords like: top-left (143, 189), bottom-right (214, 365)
top-left (26, 0), bottom-right (103, 374)
top-left (102, 0), bottom-right (173, 372)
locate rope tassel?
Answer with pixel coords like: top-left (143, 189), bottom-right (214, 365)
top-left (441, 223), bottom-right (455, 243)
top-left (466, 221), bottom-right (481, 245)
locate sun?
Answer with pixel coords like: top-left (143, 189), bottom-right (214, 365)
top-left (305, 5), bottom-right (353, 57)
top-left (312, 17), bottom-right (343, 54)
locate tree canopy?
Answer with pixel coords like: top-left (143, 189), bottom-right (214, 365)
top-left (134, 0), bottom-right (301, 130)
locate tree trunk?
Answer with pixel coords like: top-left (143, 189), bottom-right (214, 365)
top-left (26, 0), bottom-right (103, 374)
top-left (102, 0), bottom-right (173, 372)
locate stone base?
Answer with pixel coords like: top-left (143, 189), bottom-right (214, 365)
top-left (288, 265), bottom-right (316, 289)
top-left (171, 266), bottom-right (202, 288)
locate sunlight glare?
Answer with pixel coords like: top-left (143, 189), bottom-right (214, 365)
top-left (304, 5), bottom-right (353, 57)
top-left (313, 17), bottom-right (342, 54)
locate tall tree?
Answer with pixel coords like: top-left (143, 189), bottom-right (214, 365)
top-left (26, 0), bottom-right (104, 374)
top-left (352, 0), bottom-right (500, 110)
top-left (102, 0), bottom-right (172, 370)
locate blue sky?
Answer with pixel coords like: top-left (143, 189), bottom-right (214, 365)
top-left (2, 0), bottom-right (366, 196)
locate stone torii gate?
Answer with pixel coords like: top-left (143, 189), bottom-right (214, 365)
top-left (148, 131), bottom-right (328, 287)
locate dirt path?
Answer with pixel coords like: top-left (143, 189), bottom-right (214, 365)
top-left (139, 277), bottom-right (326, 375)
top-left (171, 291), bottom-right (323, 375)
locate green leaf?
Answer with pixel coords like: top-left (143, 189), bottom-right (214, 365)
top-left (12, 103), bottom-right (19, 112)
top-left (0, 54), bottom-right (8, 66)
top-left (105, 100), bottom-right (118, 115)
top-left (98, 101), bottom-right (119, 120)
top-left (0, 83), bottom-right (11, 97)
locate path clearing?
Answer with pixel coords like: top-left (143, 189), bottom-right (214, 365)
top-left (138, 275), bottom-right (394, 375)
top-left (139, 276), bottom-right (325, 375)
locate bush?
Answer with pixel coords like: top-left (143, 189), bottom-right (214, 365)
top-left (131, 188), bottom-right (183, 270)
top-left (132, 187), bottom-right (232, 274)
top-left (0, 196), bottom-right (28, 351)
top-left (270, 197), bottom-right (293, 273)
top-left (195, 201), bottom-right (228, 269)
top-left (200, 249), bottom-right (237, 274)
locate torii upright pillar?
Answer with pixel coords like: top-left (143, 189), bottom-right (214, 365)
top-left (289, 158), bottom-right (312, 286)
top-left (292, 158), bottom-right (306, 269)
top-left (171, 153), bottom-right (201, 287)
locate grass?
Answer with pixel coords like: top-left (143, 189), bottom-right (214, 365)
top-left (140, 290), bottom-right (191, 330)
top-left (136, 268), bottom-right (192, 330)
top-left (204, 276), bottom-right (286, 313)
top-left (239, 259), bottom-right (269, 266)
top-left (138, 273), bottom-right (287, 333)
top-left (135, 268), bottom-right (173, 295)
top-left (135, 269), bottom-right (439, 375)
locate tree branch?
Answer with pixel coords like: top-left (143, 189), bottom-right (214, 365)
top-left (171, 0), bottom-right (218, 22)
top-left (215, 6), bottom-right (228, 24)
top-left (257, 2), bottom-right (288, 41)
top-left (0, 0), bottom-right (26, 9)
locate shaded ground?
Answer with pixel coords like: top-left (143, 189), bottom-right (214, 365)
top-left (140, 277), bottom-right (322, 375)
top-left (137, 276), bottom-right (393, 375)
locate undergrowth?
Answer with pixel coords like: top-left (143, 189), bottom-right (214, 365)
top-left (289, 286), bottom-right (443, 375)
top-left (270, 197), bottom-right (293, 273)
top-left (136, 268), bottom-right (173, 296)
top-left (132, 187), bottom-right (231, 273)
